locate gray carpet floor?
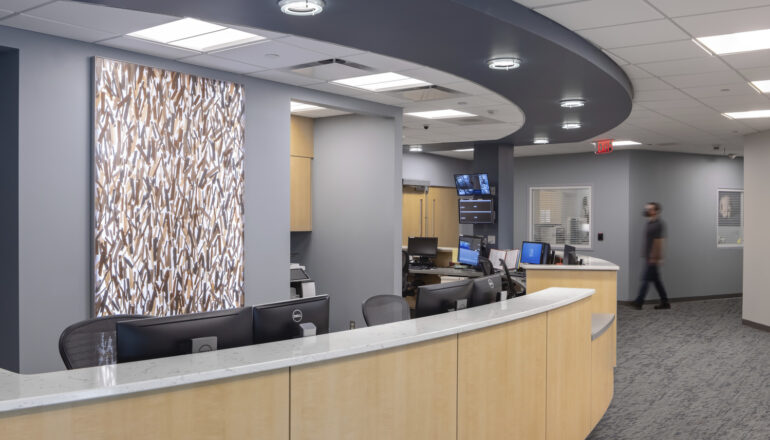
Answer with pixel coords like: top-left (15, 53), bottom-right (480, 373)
top-left (587, 298), bottom-right (769, 440)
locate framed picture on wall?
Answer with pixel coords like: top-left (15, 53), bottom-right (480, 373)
top-left (717, 189), bottom-right (743, 247)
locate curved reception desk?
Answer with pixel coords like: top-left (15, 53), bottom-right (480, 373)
top-left (0, 287), bottom-right (615, 440)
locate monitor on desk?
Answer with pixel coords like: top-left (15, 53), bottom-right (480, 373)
top-left (116, 307), bottom-right (254, 363)
top-left (407, 236), bottom-right (438, 258)
top-left (470, 274), bottom-right (503, 307)
top-left (253, 295), bottom-right (330, 344)
top-left (521, 241), bottom-right (550, 265)
top-left (415, 279), bottom-right (474, 317)
top-left (458, 235), bottom-right (483, 266)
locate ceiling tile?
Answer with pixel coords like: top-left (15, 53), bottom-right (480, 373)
top-left (577, 20), bottom-right (689, 49)
top-left (1, 13), bottom-right (116, 42)
top-left (631, 77), bottom-right (674, 91)
top-left (0, 0), bottom-right (49, 13)
top-left (699, 94), bottom-right (770, 112)
top-left (355, 91), bottom-right (411, 106)
top-left (674, 6), bottom-right (770, 37)
top-left (0, 9), bottom-right (11, 18)
top-left (99, 36), bottom-right (198, 59)
top-left (443, 80), bottom-right (495, 96)
top-left (634, 89), bottom-right (691, 101)
top-left (647, 0), bottom-right (770, 17)
top-left (622, 64), bottom-right (653, 79)
top-left (343, 52), bottom-right (423, 72)
top-left (399, 67), bottom-right (464, 86)
top-left (610, 40), bottom-right (707, 64)
top-left (227, 24), bottom-right (286, 40)
top-left (602, 49), bottom-right (628, 66)
top-left (636, 56), bottom-right (729, 77)
top-left (662, 71), bottom-right (744, 88)
top-left (517, 0), bottom-right (589, 7)
top-left (280, 35), bottom-right (365, 58)
top-left (536, 0), bottom-right (662, 31)
top-left (23, 1), bottom-right (176, 35)
top-left (248, 69), bottom-right (325, 86)
top-left (681, 83), bottom-right (759, 98)
top-left (637, 98), bottom-right (705, 109)
top-left (304, 81), bottom-right (367, 96)
top-left (213, 40), bottom-right (328, 69)
top-left (721, 50), bottom-right (770, 70)
top-left (179, 54), bottom-right (265, 74)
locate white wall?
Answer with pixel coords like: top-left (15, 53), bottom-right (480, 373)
top-left (743, 131), bottom-right (770, 328)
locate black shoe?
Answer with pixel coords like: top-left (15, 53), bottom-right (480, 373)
top-left (654, 303), bottom-right (671, 309)
top-left (628, 302), bottom-right (643, 310)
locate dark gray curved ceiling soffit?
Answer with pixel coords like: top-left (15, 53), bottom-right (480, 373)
top-left (77, 0), bottom-right (633, 147)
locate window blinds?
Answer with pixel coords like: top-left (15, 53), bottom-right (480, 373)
top-left (717, 189), bottom-right (743, 247)
top-left (531, 187), bottom-right (591, 248)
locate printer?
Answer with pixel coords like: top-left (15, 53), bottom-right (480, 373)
top-left (290, 263), bottom-right (317, 299)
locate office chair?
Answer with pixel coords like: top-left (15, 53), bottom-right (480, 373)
top-left (478, 256), bottom-right (494, 276)
top-left (362, 295), bottom-right (410, 326)
top-left (402, 249), bottom-right (411, 296)
top-left (59, 314), bottom-right (147, 369)
top-left (499, 259), bottom-right (525, 297)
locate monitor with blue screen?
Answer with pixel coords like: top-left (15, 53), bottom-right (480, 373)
top-left (521, 241), bottom-right (547, 264)
top-left (458, 235), bottom-right (482, 266)
top-left (454, 173), bottom-right (491, 196)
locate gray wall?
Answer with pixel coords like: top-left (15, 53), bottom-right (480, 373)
top-left (628, 151), bottom-right (743, 301)
top-left (304, 115), bottom-right (402, 331)
top-left (743, 131), bottom-right (770, 327)
top-left (514, 152), bottom-right (632, 300)
top-left (402, 152), bottom-right (472, 187)
top-left (474, 145), bottom-right (515, 249)
top-left (1, 25), bottom-right (400, 373)
top-left (0, 47), bottom-right (19, 372)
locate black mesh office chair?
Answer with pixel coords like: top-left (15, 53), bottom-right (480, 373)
top-left (59, 314), bottom-right (147, 369)
top-left (362, 295), bottom-right (410, 326)
top-left (402, 250), bottom-right (411, 296)
top-left (478, 256), bottom-right (494, 276)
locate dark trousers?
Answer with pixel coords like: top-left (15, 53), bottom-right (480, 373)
top-left (635, 264), bottom-right (669, 305)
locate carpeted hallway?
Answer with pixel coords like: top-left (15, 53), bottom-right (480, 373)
top-left (587, 298), bottom-right (769, 440)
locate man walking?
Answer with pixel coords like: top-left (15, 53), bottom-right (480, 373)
top-left (632, 202), bottom-right (671, 310)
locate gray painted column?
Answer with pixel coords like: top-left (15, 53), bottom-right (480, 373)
top-left (743, 131), bottom-right (770, 328)
top-left (472, 144), bottom-right (514, 249)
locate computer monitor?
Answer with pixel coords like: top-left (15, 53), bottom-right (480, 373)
top-left (116, 307), bottom-right (254, 363)
top-left (253, 295), bottom-right (330, 344)
top-left (458, 199), bottom-right (494, 224)
top-left (458, 235), bottom-right (483, 266)
top-left (415, 279), bottom-right (474, 318)
top-left (454, 173), bottom-right (491, 196)
top-left (521, 241), bottom-right (550, 264)
top-left (407, 236), bottom-right (438, 257)
top-left (563, 244), bottom-right (578, 265)
top-left (470, 274), bottom-right (503, 307)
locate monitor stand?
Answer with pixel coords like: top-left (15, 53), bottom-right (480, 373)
top-left (299, 322), bottom-right (317, 337)
top-left (448, 299), bottom-right (468, 312)
top-left (191, 336), bottom-right (218, 353)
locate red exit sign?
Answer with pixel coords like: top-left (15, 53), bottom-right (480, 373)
top-left (595, 139), bottom-right (614, 155)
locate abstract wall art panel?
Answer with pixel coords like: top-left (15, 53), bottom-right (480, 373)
top-left (93, 57), bottom-right (245, 317)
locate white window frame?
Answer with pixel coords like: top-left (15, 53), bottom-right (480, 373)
top-left (716, 188), bottom-right (744, 248)
top-left (528, 185), bottom-right (593, 250)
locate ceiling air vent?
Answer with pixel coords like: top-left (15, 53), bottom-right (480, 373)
top-left (444, 115), bottom-right (503, 126)
top-left (389, 85), bottom-right (465, 102)
top-left (290, 58), bottom-right (373, 81)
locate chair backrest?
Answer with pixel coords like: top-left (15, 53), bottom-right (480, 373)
top-left (59, 314), bottom-right (147, 370)
top-left (362, 295), bottom-right (410, 326)
top-left (402, 250), bottom-right (410, 293)
top-left (478, 256), bottom-right (494, 276)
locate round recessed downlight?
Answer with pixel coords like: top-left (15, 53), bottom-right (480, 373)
top-left (409, 145), bottom-right (423, 152)
top-left (278, 0), bottom-right (325, 16)
top-left (488, 58), bottom-right (521, 70)
top-left (562, 122), bottom-right (581, 130)
top-left (560, 99), bottom-right (585, 108)
top-left (533, 138), bottom-right (549, 144)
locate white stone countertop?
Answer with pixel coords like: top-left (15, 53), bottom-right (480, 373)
top-left (0, 287), bottom-right (593, 414)
top-left (521, 256), bottom-right (620, 271)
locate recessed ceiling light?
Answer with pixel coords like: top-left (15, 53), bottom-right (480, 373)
top-left (612, 140), bottom-right (641, 147)
top-left (332, 72), bottom-right (431, 92)
top-left (722, 110), bottom-right (770, 119)
top-left (128, 18), bottom-right (224, 44)
top-left (487, 58), bottom-right (521, 70)
top-left (750, 80), bottom-right (770, 93)
top-left (562, 122), bottom-right (581, 130)
top-left (409, 145), bottom-right (423, 152)
top-left (405, 109), bottom-right (477, 119)
top-left (560, 99), bottom-right (585, 108)
top-left (454, 148), bottom-right (474, 152)
top-left (533, 138), bottom-right (549, 144)
top-left (278, 0), bottom-right (325, 16)
top-left (291, 101), bottom-right (325, 112)
top-left (171, 28), bottom-right (264, 51)
top-left (696, 28), bottom-right (770, 55)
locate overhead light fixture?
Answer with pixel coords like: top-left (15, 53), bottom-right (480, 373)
top-left (487, 58), bottom-right (521, 70)
top-left (278, 0), bottom-right (325, 16)
top-left (332, 72), bottom-right (431, 92)
top-left (750, 80), bottom-right (770, 93)
top-left (291, 101), bottom-right (325, 112)
top-left (533, 138), bottom-right (549, 144)
top-left (612, 140), bottom-right (641, 147)
top-left (454, 148), bottom-right (474, 152)
top-left (695, 28), bottom-right (770, 55)
top-left (128, 18), bottom-right (264, 51)
top-left (405, 109), bottom-right (477, 119)
top-left (562, 122), bottom-right (581, 130)
top-left (722, 110), bottom-right (770, 119)
top-left (560, 99), bottom-right (586, 108)
top-left (409, 145), bottom-right (423, 152)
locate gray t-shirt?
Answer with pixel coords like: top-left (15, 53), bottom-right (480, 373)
top-left (645, 219), bottom-right (665, 258)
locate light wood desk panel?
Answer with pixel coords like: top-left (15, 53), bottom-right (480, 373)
top-left (591, 329), bottom-right (615, 430)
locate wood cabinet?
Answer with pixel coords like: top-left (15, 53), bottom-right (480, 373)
top-left (402, 186), bottom-right (459, 247)
top-left (290, 116), bottom-right (313, 231)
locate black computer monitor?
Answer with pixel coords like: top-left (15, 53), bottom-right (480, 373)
top-left (521, 241), bottom-right (550, 264)
top-left (253, 295), bottom-right (330, 344)
top-left (415, 279), bottom-right (474, 317)
top-left (116, 307), bottom-right (254, 363)
top-left (458, 199), bottom-right (495, 224)
top-left (563, 244), bottom-right (578, 265)
top-left (470, 274), bottom-right (503, 307)
top-left (458, 235), bottom-right (483, 266)
top-left (454, 173), bottom-right (491, 196)
top-left (407, 236), bottom-right (438, 257)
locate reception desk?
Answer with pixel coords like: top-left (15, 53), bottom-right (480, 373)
top-left (0, 287), bottom-right (613, 440)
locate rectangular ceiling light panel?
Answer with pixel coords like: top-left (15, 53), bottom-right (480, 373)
top-left (291, 101), bottom-right (325, 112)
top-left (722, 109), bottom-right (770, 119)
top-left (332, 72), bottom-right (431, 92)
top-left (129, 18), bottom-right (264, 51)
top-left (696, 29), bottom-right (770, 55)
top-left (750, 80), bottom-right (770, 93)
top-left (405, 109), bottom-right (478, 119)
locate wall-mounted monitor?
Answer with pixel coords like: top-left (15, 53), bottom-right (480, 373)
top-left (459, 199), bottom-right (495, 224)
top-left (454, 173), bottom-right (490, 196)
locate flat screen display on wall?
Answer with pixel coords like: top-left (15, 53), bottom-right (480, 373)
top-left (455, 173), bottom-right (490, 196)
